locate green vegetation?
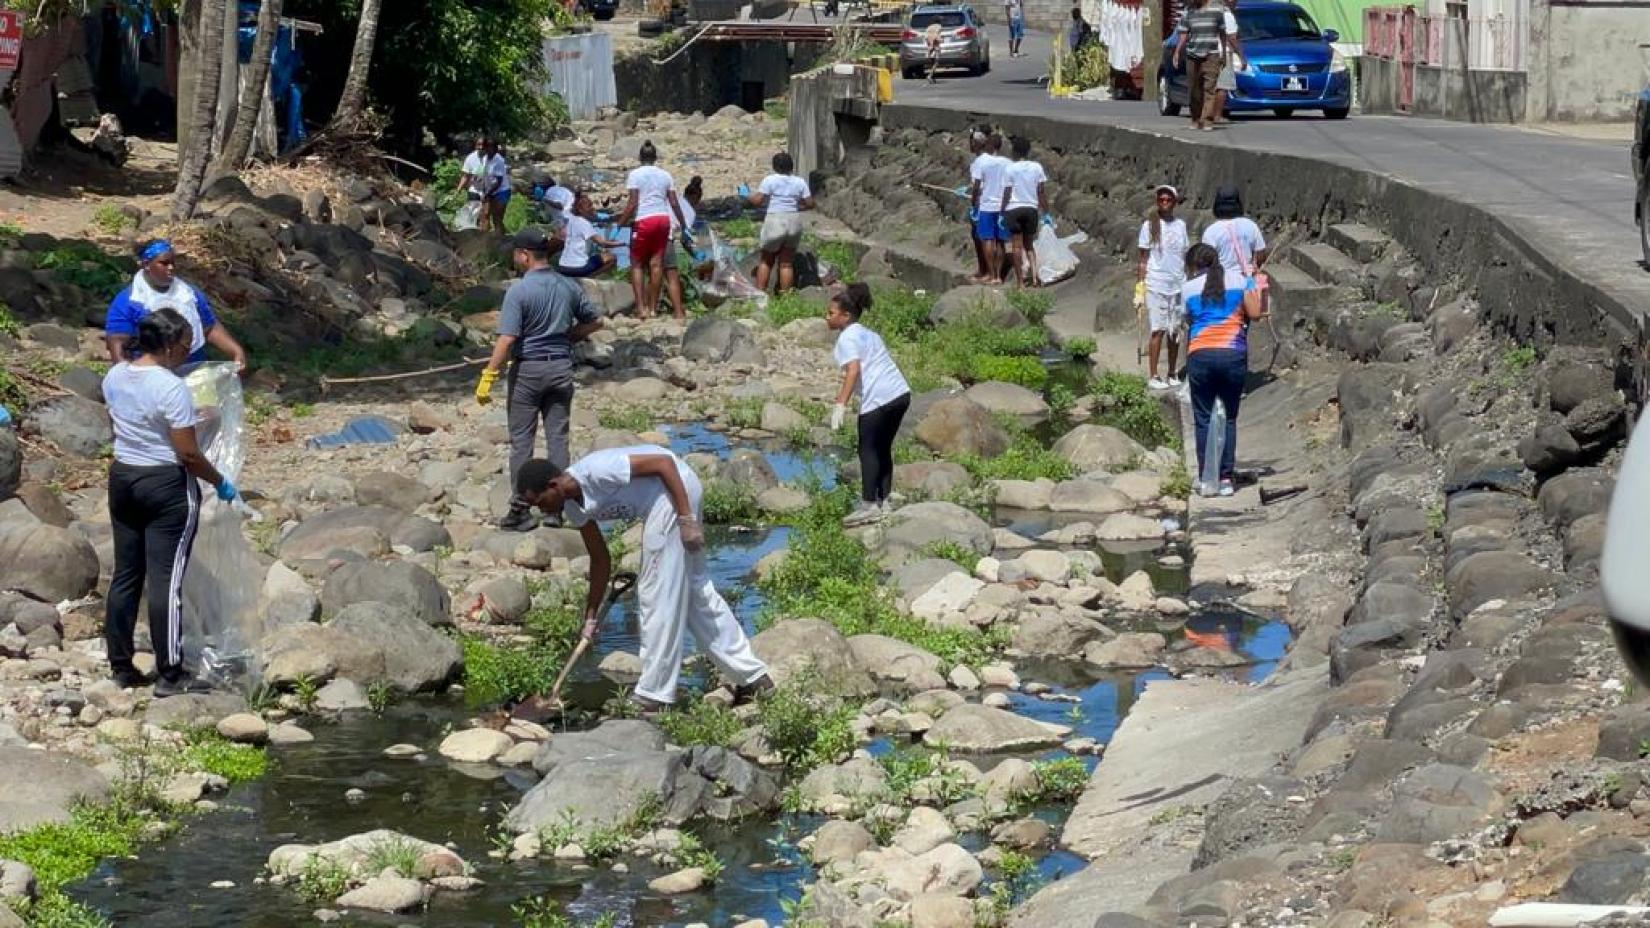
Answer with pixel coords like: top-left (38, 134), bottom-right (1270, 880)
top-left (657, 694), bottom-right (746, 749)
top-left (295, 854), bottom-right (352, 903)
top-left (763, 98), bottom-right (789, 120)
top-left (178, 728), bottom-right (269, 783)
top-left (921, 540), bottom-right (981, 575)
top-left (1160, 460), bottom-right (1193, 500)
top-left (805, 235), bottom-right (859, 283)
top-left (672, 832), bottom-right (726, 883)
top-left (362, 835), bottom-right (423, 878)
top-left (513, 895), bottom-right (620, 928)
top-left (1005, 288), bottom-right (1051, 325)
top-left (0, 221), bottom-right (21, 246)
top-left (37, 243), bottom-right (127, 299)
top-left (758, 488), bottom-right (1005, 668)
top-left (724, 396), bottom-right (764, 430)
top-left (597, 407), bottom-right (654, 432)
top-left (1503, 344), bottom-right (1537, 373)
top-left (715, 216), bottom-right (759, 241)
top-left (0, 301), bottom-right (21, 337)
top-left (1027, 756), bottom-right (1090, 804)
top-left (701, 480), bottom-right (761, 525)
top-left (460, 581), bottom-right (585, 707)
top-left (756, 671), bottom-right (857, 773)
top-left (878, 746), bottom-right (976, 807)
top-left (766, 290), bottom-right (822, 328)
top-left (1064, 336), bottom-right (1097, 359)
top-left (292, 674), bottom-right (320, 712)
top-left (534, 795), bottom-right (661, 862)
top-left (367, 680), bottom-right (396, 714)
top-left (965, 354), bottom-right (1047, 390)
top-left (240, 314), bottom-right (470, 381)
top-left (988, 848), bottom-right (1046, 916)
top-left (91, 205), bottom-right (136, 237)
top-left (953, 431), bottom-right (1075, 483)
top-left (1093, 370), bottom-right (1179, 450)
top-left (893, 312), bottom-right (1049, 394)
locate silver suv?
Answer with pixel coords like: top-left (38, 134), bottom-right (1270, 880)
top-left (899, 5), bottom-right (991, 79)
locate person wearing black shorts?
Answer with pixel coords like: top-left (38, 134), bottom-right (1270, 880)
top-left (997, 136), bottom-right (1049, 288)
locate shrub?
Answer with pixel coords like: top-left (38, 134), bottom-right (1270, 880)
top-left (0, 301), bottom-right (20, 337)
top-left (1093, 370), bottom-right (1179, 450)
top-left (921, 540), bottom-right (980, 575)
top-left (953, 434), bottom-right (1075, 483)
top-left (1064, 336), bottom-right (1097, 358)
top-left (37, 243), bottom-right (126, 299)
top-left (598, 407), bottom-right (654, 432)
top-left (765, 290), bottom-right (819, 328)
top-left (757, 672), bottom-right (856, 773)
top-left (1005, 288), bottom-right (1051, 324)
top-left (657, 696), bottom-right (745, 749)
top-left (966, 354), bottom-right (1048, 389)
top-left (701, 480), bottom-right (761, 525)
top-left (862, 285), bottom-right (933, 342)
top-left (1160, 461), bottom-right (1192, 499)
top-left (91, 204), bottom-right (134, 237)
top-left (724, 396), bottom-right (764, 429)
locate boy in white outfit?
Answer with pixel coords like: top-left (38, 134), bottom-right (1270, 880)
top-left (1136, 184), bottom-right (1190, 389)
top-left (515, 448), bottom-right (772, 713)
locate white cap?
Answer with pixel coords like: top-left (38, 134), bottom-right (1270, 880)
top-left (1154, 184), bottom-right (1180, 199)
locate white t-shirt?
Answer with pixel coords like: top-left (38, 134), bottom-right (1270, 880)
top-left (562, 444), bottom-right (689, 526)
top-left (758, 174), bottom-right (811, 214)
top-left (970, 153), bottom-right (1009, 212)
top-left (1002, 160), bottom-right (1047, 211)
top-left (1006, 0), bottom-right (1024, 21)
top-left (560, 215), bottom-right (597, 270)
top-left (462, 151), bottom-right (487, 195)
top-left (488, 153), bottom-right (511, 194)
top-left (1138, 216), bottom-right (1190, 293)
top-left (834, 323), bottom-right (910, 414)
top-left (103, 363), bottom-right (196, 467)
top-left (1202, 217), bottom-right (1267, 274)
top-left (628, 166), bottom-right (676, 221)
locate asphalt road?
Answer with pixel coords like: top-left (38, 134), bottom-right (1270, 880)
top-left (892, 26), bottom-right (1650, 321)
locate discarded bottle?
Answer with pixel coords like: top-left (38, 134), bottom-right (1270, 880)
top-left (1200, 399), bottom-right (1227, 495)
top-left (0, 405), bottom-right (10, 428)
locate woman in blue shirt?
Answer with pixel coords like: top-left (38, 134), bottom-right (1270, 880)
top-left (105, 239), bottom-right (247, 374)
top-left (1182, 243), bottom-right (1264, 497)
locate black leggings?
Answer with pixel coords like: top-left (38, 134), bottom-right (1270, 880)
top-left (107, 462), bottom-right (200, 681)
top-left (857, 393), bottom-right (910, 503)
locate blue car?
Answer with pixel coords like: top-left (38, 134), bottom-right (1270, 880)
top-left (1159, 1), bottom-right (1352, 120)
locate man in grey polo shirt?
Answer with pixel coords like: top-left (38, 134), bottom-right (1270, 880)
top-left (476, 228), bottom-right (604, 531)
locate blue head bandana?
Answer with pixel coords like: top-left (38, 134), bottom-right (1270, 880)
top-left (139, 239), bottom-right (173, 263)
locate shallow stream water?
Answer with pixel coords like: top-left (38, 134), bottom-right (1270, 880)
top-left (71, 425), bottom-right (1289, 927)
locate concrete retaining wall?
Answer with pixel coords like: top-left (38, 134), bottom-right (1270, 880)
top-left (1358, 56), bottom-right (1529, 123)
top-left (1526, 0), bottom-right (1648, 123)
top-left (613, 40), bottom-right (824, 116)
top-left (788, 65), bottom-right (883, 185)
top-left (877, 103), bottom-right (1639, 362)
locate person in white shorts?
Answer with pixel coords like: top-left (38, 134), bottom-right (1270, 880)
top-left (745, 151), bottom-right (814, 294)
top-left (514, 448), bottom-right (772, 714)
top-left (1136, 184), bottom-right (1190, 389)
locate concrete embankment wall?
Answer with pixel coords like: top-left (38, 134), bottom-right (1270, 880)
top-left (614, 40), bottom-right (825, 116)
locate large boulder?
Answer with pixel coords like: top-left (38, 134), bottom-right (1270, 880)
top-left (258, 601), bottom-right (461, 692)
top-left (29, 395), bottom-right (111, 457)
top-left (929, 286), bottom-right (1026, 328)
top-left (1048, 480), bottom-right (1135, 514)
top-left (847, 635), bottom-right (945, 693)
top-left (1011, 611), bottom-right (1111, 657)
top-left (0, 523), bottom-right (99, 601)
top-left (751, 619), bottom-right (876, 697)
top-left (876, 501), bottom-right (994, 567)
top-left (923, 704), bottom-right (1065, 753)
top-left (914, 397), bottom-right (1011, 458)
top-left (880, 843), bottom-right (984, 900)
top-left (681, 317), bottom-right (764, 365)
top-left (0, 430), bottom-right (19, 500)
top-left (281, 506), bottom-right (450, 558)
top-left (351, 471), bottom-right (435, 512)
top-left (722, 449), bottom-right (779, 493)
top-left (0, 747), bottom-right (110, 833)
top-left (964, 381), bottom-right (1049, 426)
top-left (321, 560), bottom-right (451, 626)
top-left (1053, 424), bottom-right (1148, 472)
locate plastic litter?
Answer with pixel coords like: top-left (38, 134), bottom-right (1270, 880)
top-left (452, 199), bottom-right (481, 232)
top-left (0, 405), bottom-right (10, 428)
top-left (1036, 221), bottom-right (1086, 286)
top-left (179, 363), bottom-right (264, 688)
top-left (1200, 398), bottom-right (1227, 494)
top-left (698, 228), bottom-right (767, 309)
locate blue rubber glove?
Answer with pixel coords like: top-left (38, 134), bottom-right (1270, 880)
top-left (968, 206), bottom-right (980, 224)
top-left (1041, 214), bottom-right (1054, 228)
top-left (737, 183), bottom-right (751, 199)
top-left (215, 479), bottom-right (238, 502)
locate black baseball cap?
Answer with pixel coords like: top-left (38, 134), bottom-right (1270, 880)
top-left (506, 228), bottom-right (552, 252)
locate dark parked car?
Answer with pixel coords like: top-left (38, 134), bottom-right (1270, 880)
top-left (1636, 73), bottom-right (1650, 266)
top-left (899, 5), bottom-right (991, 79)
top-left (583, 0), bottom-right (617, 20)
top-left (1159, 1), bottom-right (1351, 119)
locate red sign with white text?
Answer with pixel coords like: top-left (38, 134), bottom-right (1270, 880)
top-left (0, 12), bottom-right (20, 73)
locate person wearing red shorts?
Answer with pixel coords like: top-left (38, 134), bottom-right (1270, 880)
top-left (617, 141), bottom-right (689, 321)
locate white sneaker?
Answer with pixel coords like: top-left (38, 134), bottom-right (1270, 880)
top-left (1167, 375), bottom-right (1183, 387)
top-left (843, 503), bottom-right (883, 527)
top-left (1218, 479), bottom-right (1235, 497)
top-left (1148, 377), bottom-right (1170, 390)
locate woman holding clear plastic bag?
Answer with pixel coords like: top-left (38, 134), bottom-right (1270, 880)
top-left (1182, 243), bottom-right (1263, 498)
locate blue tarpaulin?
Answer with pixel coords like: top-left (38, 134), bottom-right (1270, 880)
top-left (305, 416), bottom-right (404, 450)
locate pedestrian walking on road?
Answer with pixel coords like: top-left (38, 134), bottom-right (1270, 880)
top-left (1210, 0), bottom-right (1245, 123)
top-left (1068, 6), bottom-right (1093, 53)
top-left (998, 135), bottom-right (1048, 288)
top-left (618, 141), bottom-right (691, 320)
top-left (106, 239), bottom-right (247, 376)
top-left (477, 228), bottom-right (605, 532)
top-left (1183, 242), bottom-right (1263, 497)
top-left (1006, 0), bottom-right (1027, 56)
top-left (746, 151), bottom-right (815, 294)
top-left (103, 308), bottom-right (242, 697)
top-left (968, 130), bottom-right (1009, 283)
top-left (827, 283), bottom-right (913, 527)
top-left (1202, 184), bottom-right (1271, 311)
top-left (1172, 0), bottom-right (1240, 130)
top-left (515, 448), bottom-right (773, 713)
top-left (924, 23), bottom-right (944, 83)
top-left (1137, 184), bottom-right (1189, 389)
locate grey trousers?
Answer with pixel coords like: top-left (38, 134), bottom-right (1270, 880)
top-left (507, 358), bottom-right (576, 510)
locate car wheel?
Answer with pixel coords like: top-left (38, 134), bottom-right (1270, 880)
top-left (1324, 106), bottom-right (1350, 119)
top-left (1158, 74), bottom-right (1181, 116)
top-left (1639, 180), bottom-right (1650, 269)
top-left (902, 67), bottom-right (919, 80)
top-left (981, 54), bottom-right (991, 74)
top-left (1273, 107), bottom-right (1295, 118)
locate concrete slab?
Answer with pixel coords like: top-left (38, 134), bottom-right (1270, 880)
top-left (1061, 663), bottom-right (1328, 860)
top-left (1292, 241), bottom-right (1366, 287)
top-left (1327, 222), bottom-right (1391, 263)
top-left (1011, 839), bottom-right (1195, 927)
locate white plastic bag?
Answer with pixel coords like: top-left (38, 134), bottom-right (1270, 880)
top-left (453, 199), bottom-right (482, 232)
top-left (1036, 223), bottom-right (1086, 285)
top-left (1201, 398), bottom-right (1227, 494)
top-left (699, 228), bottom-right (768, 309)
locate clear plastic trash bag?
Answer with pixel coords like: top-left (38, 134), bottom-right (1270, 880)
top-left (453, 199), bottom-right (482, 232)
top-left (1036, 222), bottom-right (1086, 286)
top-left (698, 228), bottom-right (768, 309)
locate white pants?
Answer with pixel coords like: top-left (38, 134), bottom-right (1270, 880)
top-left (635, 471), bottom-right (769, 704)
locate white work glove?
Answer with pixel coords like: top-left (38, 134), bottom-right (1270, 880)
top-left (830, 403), bottom-right (846, 431)
top-left (679, 515), bottom-right (705, 551)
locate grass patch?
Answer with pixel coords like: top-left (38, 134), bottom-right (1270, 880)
top-left (757, 487), bottom-right (1005, 669)
top-left (461, 581), bottom-right (586, 707)
top-left (657, 694), bottom-right (746, 749)
top-left (1503, 344), bottom-right (1537, 373)
top-left (361, 835), bottom-right (423, 878)
top-left (1064, 336), bottom-right (1096, 359)
top-left (715, 216), bottom-right (759, 241)
top-left (965, 354), bottom-right (1047, 389)
top-left (805, 234), bottom-right (859, 283)
top-left (1093, 370), bottom-right (1179, 450)
top-left (1005, 288), bottom-right (1051, 325)
top-left (178, 728), bottom-right (269, 783)
top-left (598, 407), bottom-right (654, 432)
top-left (763, 98), bottom-right (789, 120)
top-left (0, 301), bottom-right (20, 338)
top-left (953, 432), bottom-right (1075, 483)
top-left (878, 746), bottom-right (977, 806)
top-left (37, 242), bottom-right (128, 299)
top-left (765, 290), bottom-right (820, 328)
top-left (920, 540), bottom-right (980, 575)
top-left (701, 480), bottom-right (761, 525)
top-left (723, 396), bottom-right (764, 430)
top-left (1160, 460), bottom-right (1192, 500)
top-left (91, 204), bottom-right (136, 237)
top-left (892, 311), bottom-right (1048, 393)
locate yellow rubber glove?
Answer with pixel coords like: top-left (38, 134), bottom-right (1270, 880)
top-left (1132, 281), bottom-right (1146, 309)
top-left (475, 368), bottom-right (498, 405)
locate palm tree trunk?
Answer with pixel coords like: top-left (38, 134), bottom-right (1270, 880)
top-left (333, 0), bottom-right (382, 123)
top-left (216, 0), bottom-right (283, 172)
top-left (173, 0), bottom-right (228, 219)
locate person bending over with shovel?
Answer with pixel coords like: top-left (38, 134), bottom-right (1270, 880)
top-left (513, 446), bottom-right (772, 718)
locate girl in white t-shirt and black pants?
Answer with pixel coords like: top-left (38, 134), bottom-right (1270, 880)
top-left (827, 283), bottom-right (912, 526)
top-left (102, 308), bottom-right (240, 696)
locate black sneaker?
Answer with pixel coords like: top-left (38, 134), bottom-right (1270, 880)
top-left (627, 695), bottom-right (668, 720)
top-left (153, 675), bottom-right (213, 698)
top-left (112, 668), bottom-right (155, 690)
top-left (732, 675), bottom-right (775, 706)
top-left (497, 508), bottom-right (539, 533)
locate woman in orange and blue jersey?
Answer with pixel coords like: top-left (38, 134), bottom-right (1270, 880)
top-left (1182, 242), bottom-right (1265, 497)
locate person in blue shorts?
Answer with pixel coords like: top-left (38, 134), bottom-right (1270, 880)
top-left (968, 131), bottom-right (1011, 284)
top-left (484, 140), bottom-right (513, 232)
top-left (1005, 0), bottom-right (1027, 56)
top-left (105, 239), bottom-right (247, 375)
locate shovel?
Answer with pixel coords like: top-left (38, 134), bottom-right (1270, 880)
top-left (511, 571), bottom-right (639, 723)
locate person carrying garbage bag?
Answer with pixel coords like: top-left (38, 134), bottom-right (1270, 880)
top-left (513, 448), bottom-right (772, 716)
top-left (1182, 242), bottom-right (1263, 498)
top-left (102, 308), bottom-right (244, 696)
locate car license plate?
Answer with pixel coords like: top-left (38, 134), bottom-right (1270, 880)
top-left (1282, 76), bottom-right (1307, 92)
